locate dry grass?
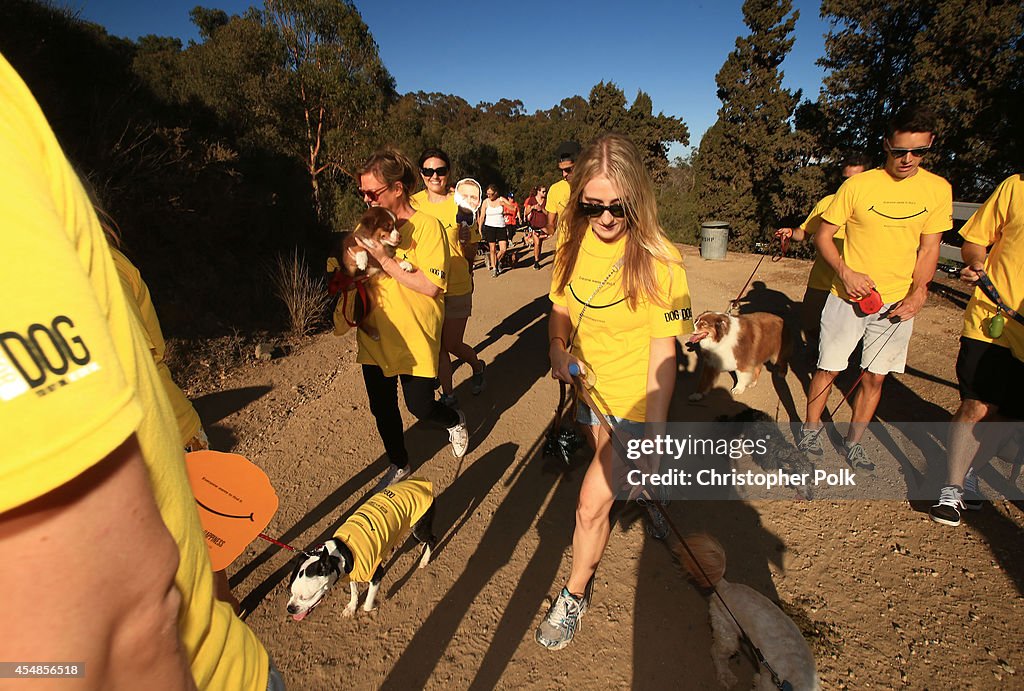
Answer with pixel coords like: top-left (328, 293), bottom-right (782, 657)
top-left (271, 250), bottom-right (330, 338)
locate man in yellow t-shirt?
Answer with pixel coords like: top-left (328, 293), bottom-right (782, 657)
top-left (538, 140), bottom-right (579, 270)
top-left (798, 107), bottom-right (952, 472)
top-left (775, 154), bottom-right (869, 346)
top-left (930, 174), bottom-right (1024, 527)
top-left (0, 55), bottom-right (274, 689)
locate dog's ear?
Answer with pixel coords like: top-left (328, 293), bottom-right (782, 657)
top-left (714, 314), bottom-right (729, 339)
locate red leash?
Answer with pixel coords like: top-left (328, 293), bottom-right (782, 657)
top-left (328, 269), bottom-right (372, 327)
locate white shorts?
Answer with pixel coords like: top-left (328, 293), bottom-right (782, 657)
top-left (817, 292), bottom-right (914, 374)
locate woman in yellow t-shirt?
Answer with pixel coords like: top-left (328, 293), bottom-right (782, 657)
top-left (354, 149), bottom-right (470, 490)
top-left (410, 148), bottom-right (486, 407)
top-left (537, 134), bottom-right (693, 651)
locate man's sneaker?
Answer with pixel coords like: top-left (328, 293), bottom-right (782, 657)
top-left (797, 426), bottom-right (824, 455)
top-left (929, 485), bottom-right (965, 526)
top-left (533, 261), bottom-right (541, 270)
top-left (963, 467), bottom-right (984, 511)
top-left (447, 409), bottom-right (469, 458)
top-left (535, 586), bottom-right (588, 650)
top-left (372, 463), bottom-right (410, 494)
top-left (439, 393), bottom-right (459, 409)
top-left (845, 441), bottom-right (875, 471)
top-left (471, 361), bottom-right (487, 395)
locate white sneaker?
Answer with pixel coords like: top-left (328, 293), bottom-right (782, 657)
top-left (447, 409), bottom-right (469, 458)
top-left (372, 464), bottom-right (410, 494)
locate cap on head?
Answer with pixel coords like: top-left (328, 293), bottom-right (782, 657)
top-left (556, 141), bottom-right (581, 163)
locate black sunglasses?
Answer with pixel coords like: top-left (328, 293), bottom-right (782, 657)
top-left (420, 166), bottom-right (449, 178)
top-left (887, 145), bottom-right (931, 158)
top-left (559, 165), bottom-right (574, 175)
top-left (578, 200), bottom-right (626, 218)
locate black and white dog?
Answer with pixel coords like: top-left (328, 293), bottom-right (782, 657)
top-left (287, 478), bottom-right (436, 620)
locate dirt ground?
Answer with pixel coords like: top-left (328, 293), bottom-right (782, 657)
top-left (187, 243), bottom-right (1024, 690)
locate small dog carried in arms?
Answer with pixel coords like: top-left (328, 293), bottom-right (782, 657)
top-left (330, 207), bottom-right (414, 340)
top-left (675, 533), bottom-right (819, 691)
top-left (287, 478), bottom-right (435, 620)
top-left (687, 311), bottom-right (791, 401)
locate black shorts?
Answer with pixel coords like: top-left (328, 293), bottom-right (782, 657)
top-left (482, 225), bottom-right (506, 244)
top-left (956, 336), bottom-right (1024, 419)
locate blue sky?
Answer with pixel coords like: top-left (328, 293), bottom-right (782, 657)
top-left (74, 0), bottom-right (833, 158)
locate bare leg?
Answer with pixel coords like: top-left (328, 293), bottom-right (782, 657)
top-left (946, 399), bottom-right (998, 486)
top-left (495, 239), bottom-right (508, 269)
top-left (488, 242), bottom-right (497, 272)
top-left (442, 316), bottom-right (481, 376)
top-left (566, 425), bottom-right (615, 596)
top-left (846, 371), bottom-right (885, 444)
top-left (804, 369), bottom-right (838, 428)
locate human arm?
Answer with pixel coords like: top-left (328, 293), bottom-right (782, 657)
top-left (888, 232), bottom-right (941, 320)
top-left (0, 435), bottom-right (197, 691)
top-left (548, 304), bottom-right (581, 383)
top-left (959, 241), bottom-right (988, 284)
top-left (814, 220), bottom-right (874, 298)
top-left (645, 336), bottom-right (678, 424)
top-left (355, 235), bottom-right (441, 298)
top-left (775, 227), bottom-right (806, 242)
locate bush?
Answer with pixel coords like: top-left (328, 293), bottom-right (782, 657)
top-left (271, 250), bottom-right (330, 338)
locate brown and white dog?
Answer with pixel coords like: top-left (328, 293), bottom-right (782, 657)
top-left (332, 207), bottom-right (413, 340)
top-left (687, 311), bottom-right (790, 401)
top-left (675, 534), bottom-right (819, 690)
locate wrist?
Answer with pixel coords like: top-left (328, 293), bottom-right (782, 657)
top-left (549, 336), bottom-right (568, 353)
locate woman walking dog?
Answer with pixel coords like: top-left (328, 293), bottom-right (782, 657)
top-left (355, 149), bottom-right (470, 490)
top-left (537, 134), bottom-right (694, 650)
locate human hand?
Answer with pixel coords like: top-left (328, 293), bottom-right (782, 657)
top-left (839, 266), bottom-right (876, 300)
top-left (960, 262), bottom-right (985, 285)
top-left (549, 345), bottom-right (580, 384)
top-left (774, 227), bottom-right (793, 241)
top-left (354, 235), bottom-right (390, 268)
top-left (887, 289), bottom-right (927, 321)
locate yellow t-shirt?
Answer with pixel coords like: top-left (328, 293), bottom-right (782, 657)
top-left (823, 167), bottom-right (952, 303)
top-left (0, 56), bottom-right (268, 690)
top-left (357, 210), bottom-right (449, 377)
top-left (333, 478), bottom-right (433, 582)
top-left (545, 179), bottom-right (571, 232)
top-left (549, 229), bottom-right (693, 421)
top-left (799, 193), bottom-right (846, 292)
top-left (411, 189), bottom-right (479, 297)
top-left (110, 248), bottom-right (203, 444)
top-left (960, 174), bottom-right (1024, 362)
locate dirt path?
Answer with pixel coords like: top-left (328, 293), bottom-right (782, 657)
top-left (192, 244), bottom-right (1024, 690)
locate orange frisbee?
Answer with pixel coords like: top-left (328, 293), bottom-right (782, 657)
top-left (186, 451), bottom-right (279, 570)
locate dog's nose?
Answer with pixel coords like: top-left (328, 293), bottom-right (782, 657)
top-left (286, 604), bottom-right (298, 614)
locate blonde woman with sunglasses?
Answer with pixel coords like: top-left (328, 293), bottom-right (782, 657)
top-left (411, 148), bottom-right (487, 407)
top-left (537, 133), bottom-right (694, 651)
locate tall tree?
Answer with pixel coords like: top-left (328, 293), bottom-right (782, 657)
top-left (818, 0), bottom-right (1024, 198)
top-left (694, 0), bottom-right (805, 248)
top-left (262, 0), bottom-right (396, 219)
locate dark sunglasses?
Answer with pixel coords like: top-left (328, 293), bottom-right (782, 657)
top-left (420, 166), bottom-right (449, 178)
top-left (887, 145), bottom-right (931, 158)
top-left (578, 200), bottom-right (626, 218)
top-left (559, 165), bottom-right (574, 175)
top-left (357, 183), bottom-right (391, 201)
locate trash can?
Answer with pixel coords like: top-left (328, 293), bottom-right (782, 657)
top-left (700, 221), bottom-right (730, 260)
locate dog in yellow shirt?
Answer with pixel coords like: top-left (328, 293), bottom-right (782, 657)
top-left (287, 478), bottom-right (435, 619)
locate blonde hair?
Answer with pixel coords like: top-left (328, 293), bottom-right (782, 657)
top-left (552, 133), bottom-right (681, 310)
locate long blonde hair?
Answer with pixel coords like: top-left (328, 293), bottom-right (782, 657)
top-left (552, 133), bottom-right (680, 310)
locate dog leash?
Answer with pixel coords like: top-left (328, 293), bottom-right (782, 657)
top-left (257, 532), bottom-right (316, 558)
top-left (570, 370), bottom-right (792, 691)
top-left (976, 268), bottom-right (1023, 337)
top-left (728, 235), bottom-right (789, 313)
top-left (328, 270), bottom-right (372, 328)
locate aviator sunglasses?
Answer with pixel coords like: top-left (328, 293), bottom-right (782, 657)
top-left (420, 166), bottom-right (449, 178)
top-left (886, 143), bottom-right (931, 158)
top-left (578, 200), bottom-right (626, 218)
top-left (357, 183), bottom-right (391, 201)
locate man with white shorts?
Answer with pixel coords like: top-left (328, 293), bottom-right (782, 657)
top-left (797, 106), bottom-right (952, 470)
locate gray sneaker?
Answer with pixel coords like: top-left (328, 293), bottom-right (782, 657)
top-left (797, 426), bottom-right (824, 455)
top-left (372, 464), bottom-right (410, 494)
top-left (470, 360), bottom-right (486, 395)
top-left (447, 409), bottom-right (469, 458)
top-left (845, 441), bottom-right (875, 471)
top-left (963, 467), bottom-right (984, 511)
top-left (535, 587), bottom-right (588, 650)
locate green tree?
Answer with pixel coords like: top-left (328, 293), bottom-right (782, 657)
top-left (818, 0), bottom-right (1024, 198)
top-left (693, 0), bottom-right (806, 249)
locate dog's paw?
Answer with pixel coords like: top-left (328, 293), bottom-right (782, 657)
top-left (688, 392), bottom-right (705, 402)
top-left (342, 606), bottom-right (357, 618)
top-left (355, 250), bottom-right (368, 271)
top-left (399, 260), bottom-right (414, 272)
top-left (730, 384), bottom-right (748, 395)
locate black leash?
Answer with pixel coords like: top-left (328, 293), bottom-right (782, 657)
top-left (728, 235), bottom-right (789, 313)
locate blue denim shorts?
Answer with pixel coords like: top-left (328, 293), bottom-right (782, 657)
top-left (576, 401), bottom-right (645, 438)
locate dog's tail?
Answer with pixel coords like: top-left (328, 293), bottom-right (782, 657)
top-left (672, 533), bottom-right (726, 589)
